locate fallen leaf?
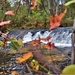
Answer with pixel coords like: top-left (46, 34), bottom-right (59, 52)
top-left (11, 71), bottom-right (19, 75)
top-left (43, 42), bottom-right (54, 50)
top-left (16, 52), bottom-right (33, 63)
top-left (29, 37), bottom-right (40, 46)
top-left (30, 59), bottom-right (39, 71)
top-left (17, 38), bottom-right (23, 46)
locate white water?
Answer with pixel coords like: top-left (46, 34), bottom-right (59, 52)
top-left (7, 0), bottom-right (64, 7)
top-left (7, 0), bottom-right (24, 6)
top-left (22, 27), bottom-right (72, 48)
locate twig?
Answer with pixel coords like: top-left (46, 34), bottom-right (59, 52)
top-left (25, 63), bottom-right (33, 75)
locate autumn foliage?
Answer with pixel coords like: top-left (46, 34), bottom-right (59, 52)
top-left (29, 36), bottom-right (54, 50)
top-left (29, 36), bottom-right (40, 46)
top-left (16, 52), bottom-right (33, 63)
top-left (50, 9), bottom-right (67, 30)
top-left (30, 0), bottom-right (38, 9)
top-left (44, 42), bottom-right (54, 50)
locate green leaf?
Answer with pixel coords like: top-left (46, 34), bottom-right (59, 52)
top-left (61, 65), bottom-right (75, 75)
top-left (0, 41), bottom-right (3, 46)
top-left (10, 41), bottom-right (20, 50)
top-left (10, 42), bottom-right (17, 50)
top-left (38, 0), bottom-right (41, 4)
top-left (64, 0), bottom-right (75, 6)
top-left (14, 41), bottom-right (20, 48)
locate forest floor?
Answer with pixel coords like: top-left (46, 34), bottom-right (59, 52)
top-left (0, 43), bottom-right (71, 75)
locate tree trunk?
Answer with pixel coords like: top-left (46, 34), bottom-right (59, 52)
top-left (71, 19), bottom-right (75, 64)
top-left (71, 32), bottom-right (75, 64)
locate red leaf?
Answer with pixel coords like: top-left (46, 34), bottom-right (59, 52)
top-left (45, 42), bottom-right (55, 50)
top-left (29, 37), bottom-right (40, 46)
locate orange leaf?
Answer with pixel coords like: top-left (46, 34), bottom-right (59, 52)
top-left (5, 10), bottom-right (15, 16)
top-left (30, 0), bottom-right (38, 9)
top-left (16, 52), bottom-right (33, 63)
top-left (58, 9), bottom-right (67, 20)
top-left (50, 22), bottom-right (60, 30)
top-left (50, 9), bottom-right (67, 30)
top-left (11, 71), bottom-right (19, 75)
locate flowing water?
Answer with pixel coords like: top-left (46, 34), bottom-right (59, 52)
top-left (22, 27), bottom-right (72, 48)
top-left (0, 27), bottom-right (72, 74)
top-left (0, 27), bottom-right (72, 48)
top-left (7, 0), bottom-right (24, 6)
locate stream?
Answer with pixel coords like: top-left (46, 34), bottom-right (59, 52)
top-left (0, 27), bottom-right (72, 75)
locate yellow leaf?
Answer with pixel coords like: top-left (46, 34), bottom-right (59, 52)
top-left (30, 59), bottom-right (39, 71)
top-left (35, 65), bottom-right (39, 71)
top-left (17, 39), bottom-right (23, 46)
top-left (30, 62), bottom-right (35, 69)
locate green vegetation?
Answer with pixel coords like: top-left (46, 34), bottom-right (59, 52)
top-left (0, 0), bottom-right (74, 32)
